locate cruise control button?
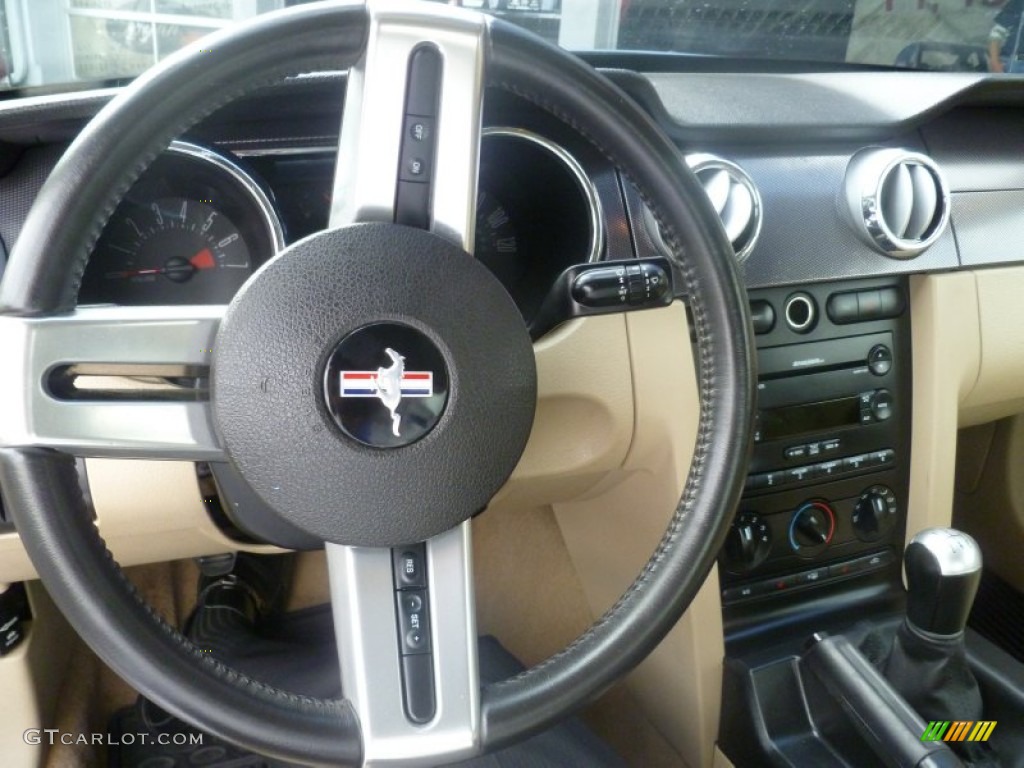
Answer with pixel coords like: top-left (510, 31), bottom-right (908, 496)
top-left (401, 653), bottom-right (436, 724)
top-left (408, 118), bottom-right (432, 144)
top-left (393, 545), bottom-right (427, 589)
top-left (396, 589), bottom-right (431, 655)
top-left (406, 47), bottom-right (442, 117)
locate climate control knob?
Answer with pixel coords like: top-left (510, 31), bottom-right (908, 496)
top-left (724, 511), bottom-right (772, 574)
top-left (789, 501), bottom-right (836, 557)
top-left (852, 485), bottom-right (898, 542)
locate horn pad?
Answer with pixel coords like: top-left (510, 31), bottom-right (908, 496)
top-left (211, 223), bottom-right (537, 547)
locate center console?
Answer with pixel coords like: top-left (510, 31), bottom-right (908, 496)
top-left (717, 278), bottom-right (1024, 766)
top-left (719, 276), bottom-right (912, 643)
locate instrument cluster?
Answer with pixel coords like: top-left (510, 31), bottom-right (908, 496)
top-left (79, 131), bottom-right (604, 323)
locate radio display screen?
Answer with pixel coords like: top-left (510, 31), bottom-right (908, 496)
top-left (760, 396), bottom-right (861, 442)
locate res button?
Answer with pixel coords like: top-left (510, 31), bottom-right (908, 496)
top-left (393, 545), bottom-right (427, 589)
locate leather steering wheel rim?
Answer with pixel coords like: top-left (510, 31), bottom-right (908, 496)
top-left (0, 2), bottom-right (755, 765)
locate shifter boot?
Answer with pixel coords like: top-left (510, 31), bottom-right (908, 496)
top-left (884, 618), bottom-right (983, 723)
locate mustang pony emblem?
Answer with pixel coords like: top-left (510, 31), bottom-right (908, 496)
top-left (339, 349), bottom-right (434, 437)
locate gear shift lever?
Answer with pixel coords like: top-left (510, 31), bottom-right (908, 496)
top-left (904, 528), bottom-right (983, 635)
top-left (885, 528), bottom-right (984, 724)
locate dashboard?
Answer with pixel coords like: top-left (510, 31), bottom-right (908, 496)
top-left (2, 57), bottom-right (1024, 768)
top-left (0, 66), bottom-right (1021, 582)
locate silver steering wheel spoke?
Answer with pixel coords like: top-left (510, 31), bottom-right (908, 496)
top-left (327, 522), bottom-right (480, 767)
top-left (0, 304), bottom-right (224, 460)
top-left (330, 0), bottom-right (485, 253)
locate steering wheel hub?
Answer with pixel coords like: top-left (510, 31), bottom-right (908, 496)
top-left (324, 321), bottom-right (450, 448)
top-left (211, 222), bottom-right (537, 547)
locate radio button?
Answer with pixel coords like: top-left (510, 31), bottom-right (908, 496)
top-left (822, 438), bottom-right (841, 452)
top-left (868, 344), bottom-right (893, 376)
top-left (826, 291), bottom-right (860, 324)
top-left (844, 454), bottom-right (871, 471)
top-left (857, 289), bottom-right (883, 318)
top-left (870, 390), bottom-right (893, 422)
top-left (879, 287), bottom-right (906, 316)
top-left (762, 471), bottom-right (787, 489)
top-left (817, 459), bottom-right (843, 478)
top-left (785, 445), bottom-right (808, 461)
top-left (745, 474), bottom-right (767, 491)
top-left (806, 442), bottom-right (822, 457)
top-left (787, 465), bottom-right (818, 484)
top-left (869, 449), bottom-right (895, 466)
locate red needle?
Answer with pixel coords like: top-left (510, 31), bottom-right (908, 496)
top-left (106, 267), bottom-right (162, 278)
top-left (189, 248), bottom-right (215, 270)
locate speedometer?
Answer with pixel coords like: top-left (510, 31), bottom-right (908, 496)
top-left (78, 142), bottom-right (283, 306)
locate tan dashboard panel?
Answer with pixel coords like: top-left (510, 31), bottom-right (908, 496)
top-left (960, 266), bottom-right (1024, 425)
top-left (0, 584), bottom-right (74, 768)
top-left (494, 313), bottom-right (634, 508)
top-left (0, 460), bottom-right (278, 583)
top-left (955, 416), bottom-right (1024, 592)
top-left (555, 302), bottom-right (722, 768)
top-left (906, 273), bottom-right (981, 541)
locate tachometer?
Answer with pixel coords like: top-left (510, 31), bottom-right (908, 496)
top-left (84, 197), bottom-right (252, 305)
top-left (78, 142), bottom-right (283, 306)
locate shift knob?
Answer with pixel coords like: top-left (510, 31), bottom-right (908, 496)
top-left (904, 528), bottom-right (982, 636)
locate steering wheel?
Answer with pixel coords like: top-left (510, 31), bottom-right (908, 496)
top-left (0, 2), bottom-right (754, 765)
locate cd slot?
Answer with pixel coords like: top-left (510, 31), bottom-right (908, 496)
top-left (758, 332), bottom-right (892, 378)
top-left (759, 367), bottom-right (881, 410)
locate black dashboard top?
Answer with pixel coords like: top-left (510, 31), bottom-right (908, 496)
top-left (0, 64), bottom-right (1021, 295)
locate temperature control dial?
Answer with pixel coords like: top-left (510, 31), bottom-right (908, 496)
top-left (724, 512), bottom-right (772, 574)
top-left (789, 501), bottom-right (836, 557)
top-left (852, 485), bottom-right (899, 542)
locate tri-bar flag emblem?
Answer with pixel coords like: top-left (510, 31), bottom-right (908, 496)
top-left (339, 370), bottom-right (433, 397)
top-left (921, 721), bottom-right (997, 743)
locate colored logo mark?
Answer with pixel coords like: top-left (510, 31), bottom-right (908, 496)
top-left (921, 721), bottom-right (996, 743)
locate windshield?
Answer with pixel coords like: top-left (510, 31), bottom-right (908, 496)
top-left (0, 0), bottom-right (1020, 94)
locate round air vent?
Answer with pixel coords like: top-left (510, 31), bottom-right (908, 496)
top-left (644, 153), bottom-right (762, 263)
top-left (843, 148), bottom-right (950, 260)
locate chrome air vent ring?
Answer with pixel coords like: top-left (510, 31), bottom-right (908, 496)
top-left (646, 153), bottom-right (762, 263)
top-left (843, 148), bottom-right (950, 260)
